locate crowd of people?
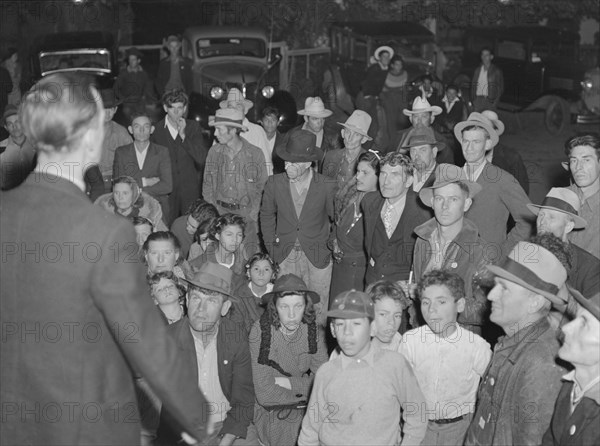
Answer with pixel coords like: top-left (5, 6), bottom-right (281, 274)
top-left (1, 39), bottom-right (599, 446)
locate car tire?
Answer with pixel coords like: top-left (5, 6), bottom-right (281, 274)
top-left (545, 96), bottom-right (570, 135)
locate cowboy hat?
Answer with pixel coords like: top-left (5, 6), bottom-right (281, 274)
top-left (487, 241), bottom-right (568, 308)
top-left (275, 127), bottom-right (323, 162)
top-left (403, 96), bottom-right (442, 117)
top-left (419, 163), bottom-right (482, 206)
top-left (261, 274), bottom-right (320, 305)
top-left (338, 110), bottom-right (372, 140)
top-left (374, 46), bottom-right (394, 61)
top-left (527, 187), bottom-right (587, 229)
top-left (219, 88), bottom-right (254, 114)
top-left (297, 97), bottom-right (333, 118)
top-left (454, 112), bottom-right (500, 148)
top-left (208, 108), bottom-right (248, 131)
top-left (181, 263), bottom-right (236, 300)
top-left (480, 110), bottom-right (505, 136)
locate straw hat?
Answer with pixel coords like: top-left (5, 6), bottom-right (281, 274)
top-left (527, 187), bottom-right (587, 229)
top-left (454, 112), bottom-right (501, 148)
top-left (403, 96), bottom-right (442, 117)
top-left (208, 108), bottom-right (248, 131)
top-left (338, 110), bottom-right (372, 140)
top-left (219, 88), bottom-right (254, 114)
top-left (297, 97), bottom-right (333, 118)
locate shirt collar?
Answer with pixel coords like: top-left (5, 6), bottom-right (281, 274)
top-left (563, 370), bottom-right (600, 405)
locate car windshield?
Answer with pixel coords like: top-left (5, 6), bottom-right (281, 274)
top-left (39, 49), bottom-right (111, 76)
top-left (196, 37), bottom-right (266, 59)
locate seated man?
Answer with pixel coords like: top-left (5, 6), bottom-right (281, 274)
top-left (528, 187), bottom-right (599, 299)
top-left (170, 199), bottom-right (219, 259)
top-left (157, 263), bottom-right (257, 445)
top-left (113, 112), bottom-right (172, 218)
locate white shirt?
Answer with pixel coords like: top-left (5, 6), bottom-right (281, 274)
top-left (463, 161), bottom-right (487, 183)
top-left (192, 326), bottom-right (231, 435)
top-left (242, 118), bottom-right (272, 175)
top-left (413, 167), bottom-right (435, 193)
top-left (134, 142), bottom-right (149, 170)
top-left (380, 194), bottom-right (407, 237)
top-left (476, 66), bottom-right (489, 97)
top-left (164, 118), bottom-right (180, 140)
top-left (399, 324), bottom-right (492, 420)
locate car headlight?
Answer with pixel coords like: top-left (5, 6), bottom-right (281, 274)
top-left (210, 86), bottom-right (224, 100)
top-left (261, 86), bottom-right (275, 98)
top-left (581, 79), bottom-right (593, 92)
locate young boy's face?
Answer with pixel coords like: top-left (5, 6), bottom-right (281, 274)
top-left (372, 297), bottom-right (403, 344)
top-left (420, 284), bottom-right (465, 335)
top-left (331, 317), bottom-right (372, 358)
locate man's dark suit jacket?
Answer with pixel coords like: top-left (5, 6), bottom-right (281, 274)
top-left (260, 172), bottom-right (335, 269)
top-left (155, 57), bottom-right (194, 96)
top-left (113, 141), bottom-right (173, 218)
top-left (157, 316), bottom-right (255, 442)
top-left (362, 189), bottom-right (430, 283)
top-left (152, 119), bottom-right (208, 224)
top-left (0, 174), bottom-right (207, 445)
top-left (492, 143), bottom-right (530, 195)
top-left (569, 242), bottom-right (600, 299)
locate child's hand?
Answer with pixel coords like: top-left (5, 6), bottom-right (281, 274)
top-left (142, 177), bottom-right (160, 187)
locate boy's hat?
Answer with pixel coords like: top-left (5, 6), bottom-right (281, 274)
top-left (297, 97), bottom-right (333, 118)
top-left (261, 274), bottom-right (320, 305)
top-left (338, 110), bottom-right (372, 140)
top-left (419, 163), bottom-right (482, 206)
top-left (454, 112), bottom-right (500, 148)
top-left (275, 127), bottom-right (323, 162)
top-left (327, 290), bottom-right (374, 319)
top-left (208, 108), bottom-right (248, 131)
top-left (527, 187), bottom-right (587, 229)
top-left (181, 263), bottom-right (236, 300)
top-left (487, 241), bottom-right (568, 308)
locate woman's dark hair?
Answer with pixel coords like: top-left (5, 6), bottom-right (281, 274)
top-left (244, 252), bottom-right (279, 282)
top-left (357, 151), bottom-right (381, 175)
top-left (129, 215), bottom-right (154, 230)
top-left (389, 55), bottom-right (404, 66)
top-left (142, 231), bottom-right (181, 262)
top-left (257, 292), bottom-right (318, 376)
top-left (209, 213), bottom-right (246, 241)
top-left (109, 176), bottom-right (144, 210)
top-left (191, 202), bottom-right (219, 228)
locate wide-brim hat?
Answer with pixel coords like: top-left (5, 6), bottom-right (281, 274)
top-left (487, 241), bottom-right (568, 307)
top-left (297, 97), bottom-right (333, 118)
top-left (400, 127), bottom-right (439, 151)
top-left (275, 127), bottom-right (323, 162)
top-left (125, 47), bottom-right (143, 59)
top-left (481, 110), bottom-right (505, 136)
top-left (403, 96), bottom-right (442, 117)
top-left (327, 289), bottom-right (374, 319)
top-left (181, 263), bottom-right (236, 300)
top-left (338, 110), bottom-right (372, 140)
top-left (261, 273), bottom-right (320, 305)
top-left (208, 108), bottom-right (248, 131)
top-left (419, 163), bottom-right (482, 206)
top-left (219, 88), bottom-right (253, 114)
top-left (2, 104), bottom-right (18, 125)
top-left (374, 46), bottom-right (394, 61)
top-left (99, 89), bottom-right (121, 109)
top-left (454, 112), bottom-right (499, 148)
top-left (570, 288), bottom-right (600, 321)
top-left (527, 187), bottom-right (587, 229)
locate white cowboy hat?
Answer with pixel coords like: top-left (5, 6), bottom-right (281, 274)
top-left (374, 46), bottom-right (394, 61)
top-left (297, 97), bottom-right (333, 118)
top-left (219, 88), bottom-right (253, 114)
top-left (403, 96), bottom-right (442, 117)
top-left (454, 112), bottom-right (500, 148)
top-left (481, 110), bottom-right (505, 136)
top-left (338, 110), bottom-right (372, 140)
top-left (527, 187), bottom-right (587, 229)
top-left (208, 108), bottom-right (248, 131)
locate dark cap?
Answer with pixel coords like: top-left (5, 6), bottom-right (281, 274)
top-left (326, 290), bottom-right (374, 319)
top-left (261, 274), bottom-right (320, 305)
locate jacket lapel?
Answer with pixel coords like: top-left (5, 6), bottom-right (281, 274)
top-left (281, 175), bottom-right (299, 224)
top-left (173, 319), bottom-right (199, 384)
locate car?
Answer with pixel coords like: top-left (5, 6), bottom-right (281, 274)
top-left (29, 31), bottom-right (118, 89)
top-left (181, 26), bottom-right (297, 132)
top-left (454, 26), bottom-right (597, 134)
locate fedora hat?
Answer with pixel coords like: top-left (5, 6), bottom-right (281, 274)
top-left (297, 97), bottom-right (333, 118)
top-left (219, 88), bottom-right (253, 114)
top-left (403, 96), bottom-right (442, 117)
top-left (374, 45), bottom-right (394, 61)
top-left (327, 289), bottom-right (374, 319)
top-left (487, 241), bottom-right (568, 307)
top-left (400, 127), bottom-right (439, 151)
top-left (419, 163), bottom-right (482, 206)
top-left (181, 263), bottom-right (236, 300)
top-left (527, 187), bottom-right (587, 229)
top-left (454, 112), bottom-right (500, 148)
top-left (481, 110), bottom-right (505, 136)
top-left (570, 288), bottom-right (600, 321)
top-left (208, 108), bottom-right (248, 131)
top-left (275, 127), bottom-right (323, 162)
top-left (338, 110), bottom-right (372, 140)
top-left (125, 47), bottom-right (143, 59)
top-left (261, 274), bottom-right (320, 305)
top-left (99, 89), bottom-right (121, 109)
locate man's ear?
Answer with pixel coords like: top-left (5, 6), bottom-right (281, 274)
top-left (128, 126), bottom-right (133, 134)
top-left (221, 299), bottom-right (232, 317)
top-left (456, 297), bottom-right (466, 314)
top-left (565, 218), bottom-right (575, 235)
top-left (405, 175), bottom-right (414, 188)
top-left (463, 197), bottom-right (473, 213)
top-left (163, 104), bottom-right (169, 113)
top-left (432, 146), bottom-right (438, 158)
top-left (150, 125), bottom-right (155, 135)
top-left (329, 321), bottom-right (337, 339)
